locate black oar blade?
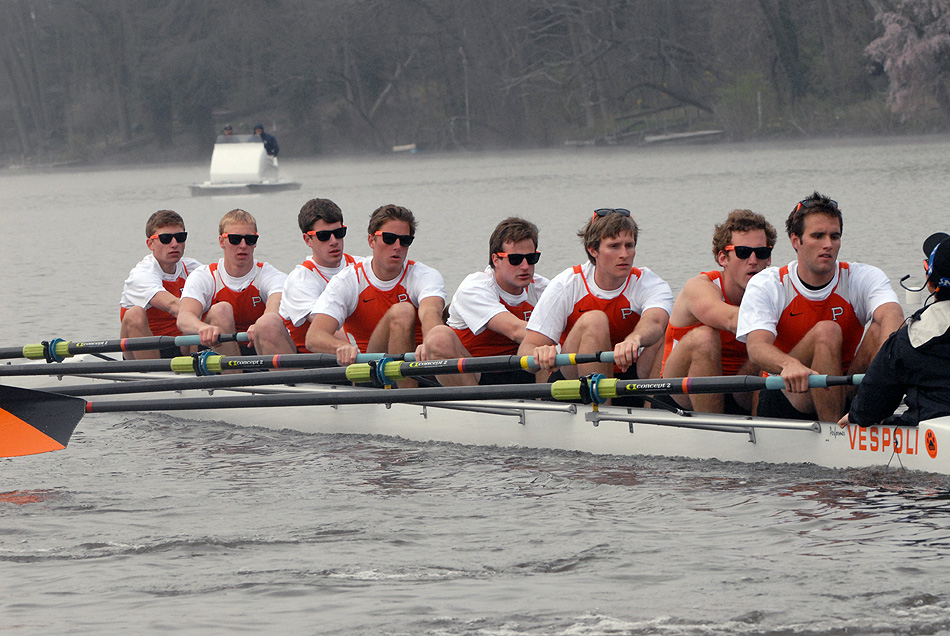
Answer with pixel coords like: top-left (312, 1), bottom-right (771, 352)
top-left (0, 385), bottom-right (85, 457)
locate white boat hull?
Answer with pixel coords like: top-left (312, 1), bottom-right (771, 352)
top-left (17, 366), bottom-right (949, 474)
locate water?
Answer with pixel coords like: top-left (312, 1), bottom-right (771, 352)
top-left (3, 136), bottom-right (950, 634)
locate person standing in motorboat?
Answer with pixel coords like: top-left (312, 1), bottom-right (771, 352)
top-left (839, 233), bottom-right (950, 427)
top-left (737, 192), bottom-right (904, 421)
top-left (254, 123), bottom-right (279, 157)
top-left (119, 210), bottom-right (202, 359)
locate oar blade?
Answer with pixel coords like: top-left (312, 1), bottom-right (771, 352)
top-left (0, 385), bottom-right (85, 457)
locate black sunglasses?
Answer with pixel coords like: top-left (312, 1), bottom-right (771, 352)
top-left (150, 231), bottom-right (188, 244)
top-left (495, 251), bottom-right (541, 266)
top-left (307, 226), bottom-right (347, 241)
top-left (221, 233), bottom-right (259, 246)
top-left (593, 208), bottom-right (631, 221)
top-left (374, 231), bottom-right (414, 247)
top-left (725, 245), bottom-right (773, 260)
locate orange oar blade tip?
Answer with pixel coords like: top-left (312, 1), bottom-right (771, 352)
top-left (0, 385), bottom-right (85, 457)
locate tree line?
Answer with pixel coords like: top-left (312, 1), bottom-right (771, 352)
top-left (1, 0), bottom-right (948, 164)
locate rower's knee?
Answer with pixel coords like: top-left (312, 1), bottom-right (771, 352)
top-left (121, 306), bottom-right (151, 333)
top-left (811, 321), bottom-right (844, 350)
top-left (424, 325), bottom-right (464, 359)
top-left (383, 302), bottom-right (417, 331)
top-left (253, 313), bottom-right (286, 340)
top-left (684, 325), bottom-right (721, 357)
top-left (205, 302), bottom-right (237, 329)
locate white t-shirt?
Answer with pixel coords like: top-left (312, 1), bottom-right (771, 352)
top-left (526, 261), bottom-right (673, 343)
top-left (447, 268), bottom-right (549, 335)
top-left (181, 258), bottom-right (287, 314)
top-left (736, 260), bottom-right (899, 342)
top-left (120, 254), bottom-right (203, 308)
top-left (279, 255), bottom-right (361, 328)
top-left (313, 256), bottom-right (446, 330)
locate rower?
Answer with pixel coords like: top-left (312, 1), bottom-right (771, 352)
top-left (737, 192), bottom-right (904, 421)
top-left (119, 210), bottom-right (202, 359)
top-left (840, 233), bottom-right (950, 427)
top-left (306, 204), bottom-right (446, 380)
top-left (423, 217), bottom-right (549, 386)
top-left (178, 209), bottom-right (287, 357)
top-left (518, 208), bottom-right (673, 406)
top-left (254, 198), bottom-right (359, 354)
top-left (656, 209), bottom-right (776, 414)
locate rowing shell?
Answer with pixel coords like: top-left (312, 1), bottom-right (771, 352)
top-left (15, 363), bottom-right (946, 474)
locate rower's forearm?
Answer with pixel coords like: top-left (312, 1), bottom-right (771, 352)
top-left (306, 331), bottom-right (349, 354)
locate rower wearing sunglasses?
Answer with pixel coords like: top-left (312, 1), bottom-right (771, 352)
top-left (252, 198), bottom-right (360, 354)
top-left (656, 209), bottom-right (776, 415)
top-left (518, 208), bottom-right (673, 402)
top-left (737, 192), bottom-right (904, 422)
top-left (119, 210), bottom-right (203, 359)
top-left (423, 217), bottom-right (549, 386)
top-left (307, 204), bottom-right (446, 374)
top-left (178, 209), bottom-right (287, 357)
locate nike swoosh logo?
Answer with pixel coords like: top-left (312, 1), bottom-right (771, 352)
top-left (578, 308), bottom-right (590, 313)
top-left (362, 298), bottom-right (373, 303)
top-left (789, 312), bottom-right (803, 316)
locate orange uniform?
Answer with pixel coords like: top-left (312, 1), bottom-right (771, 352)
top-left (661, 271), bottom-right (748, 376)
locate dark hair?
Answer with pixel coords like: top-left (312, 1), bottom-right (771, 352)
top-left (712, 209), bottom-right (777, 262)
top-left (488, 218), bottom-right (539, 268)
top-left (367, 204), bottom-right (416, 235)
top-left (578, 213), bottom-right (638, 264)
top-left (786, 191), bottom-right (842, 238)
top-left (298, 198), bottom-right (343, 233)
top-left (146, 210), bottom-right (184, 236)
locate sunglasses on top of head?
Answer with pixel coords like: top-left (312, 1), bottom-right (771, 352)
top-left (793, 198), bottom-right (839, 213)
top-left (221, 233), bottom-right (259, 246)
top-left (149, 231), bottom-right (188, 244)
top-left (307, 226), bottom-right (347, 241)
top-left (725, 245), bottom-right (773, 259)
top-left (374, 231), bottom-right (414, 247)
top-left (592, 208), bottom-right (631, 222)
top-left (495, 251), bottom-right (541, 266)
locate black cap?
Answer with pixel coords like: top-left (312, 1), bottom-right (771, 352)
top-left (925, 234), bottom-right (950, 289)
top-left (923, 232), bottom-right (949, 256)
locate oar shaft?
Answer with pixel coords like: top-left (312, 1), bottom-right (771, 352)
top-left (612, 374), bottom-right (862, 397)
top-left (0, 333), bottom-right (249, 360)
top-left (76, 373), bottom-right (863, 414)
top-left (84, 383), bottom-right (557, 413)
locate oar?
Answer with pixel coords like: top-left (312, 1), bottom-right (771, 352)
top-left (79, 373), bottom-right (862, 412)
top-left (0, 351), bottom-right (401, 376)
top-left (0, 372), bottom-right (861, 458)
top-left (0, 333), bottom-right (249, 361)
top-left (37, 352), bottom-right (615, 396)
top-left (0, 385), bottom-right (85, 457)
top-left (0, 350), bottom-right (614, 378)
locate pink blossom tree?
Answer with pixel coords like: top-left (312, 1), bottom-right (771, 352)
top-left (867, 0), bottom-right (950, 122)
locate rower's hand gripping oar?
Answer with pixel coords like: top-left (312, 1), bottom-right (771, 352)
top-left (0, 333), bottom-right (250, 361)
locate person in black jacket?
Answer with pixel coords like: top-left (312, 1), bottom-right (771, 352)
top-left (254, 123), bottom-right (279, 157)
top-left (839, 232), bottom-right (950, 427)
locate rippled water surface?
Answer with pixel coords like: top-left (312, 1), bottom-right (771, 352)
top-left (3, 137), bottom-right (950, 634)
